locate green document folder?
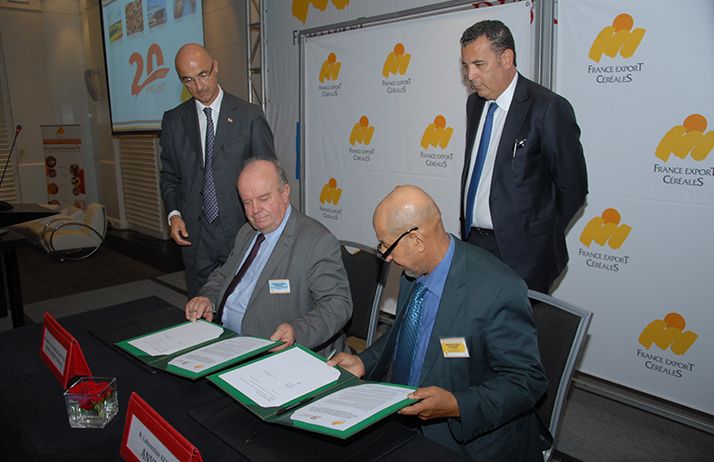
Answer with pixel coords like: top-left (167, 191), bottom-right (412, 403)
top-left (207, 345), bottom-right (417, 439)
top-left (115, 320), bottom-right (281, 380)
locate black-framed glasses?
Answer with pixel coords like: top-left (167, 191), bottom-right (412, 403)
top-left (377, 226), bottom-right (418, 260)
top-left (180, 61), bottom-right (215, 86)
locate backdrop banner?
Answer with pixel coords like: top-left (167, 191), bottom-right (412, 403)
top-left (264, 0), bottom-right (527, 194)
top-left (553, 0), bottom-right (714, 414)
top-left (301, 2), bottom-right (531, 243)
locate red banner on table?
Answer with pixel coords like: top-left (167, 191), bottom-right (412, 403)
top-left (120, 392), bottom-right (204, 462)
top-left (39, 312), bottom-right (92, 388)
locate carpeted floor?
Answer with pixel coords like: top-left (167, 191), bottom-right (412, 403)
top-left (16, 242), bottom-right (167, 304)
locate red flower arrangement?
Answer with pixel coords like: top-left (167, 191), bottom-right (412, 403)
top-left (67, 379), bottom-right (114, 411)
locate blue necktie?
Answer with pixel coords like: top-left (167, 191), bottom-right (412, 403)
top-left (202, 107), bottom-right (219, 223)
top-left (392, 282), bottom-right (428, 386)
top-left (464, 102), bottom-right (498, 239)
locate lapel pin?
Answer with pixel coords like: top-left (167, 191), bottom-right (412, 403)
top-left (227, 117), bottom-right (234, 124)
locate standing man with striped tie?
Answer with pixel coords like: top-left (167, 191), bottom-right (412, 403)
top-left (330, 185), bottom-right (550, 461)
top-left (460, 20), bottom-right (587, 293)
top-left (184, 159), bottom-right (352, 356)
top-left (160, 43), bottom-right (276, 297)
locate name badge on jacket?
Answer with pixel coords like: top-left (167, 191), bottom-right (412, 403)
top-left (440, 337), bottom-right (470, 358)
top-left (269, 279), bottom-right (290, 294)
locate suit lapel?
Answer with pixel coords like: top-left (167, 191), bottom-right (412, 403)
top-left (492, 74), bottom-right (531, 183)
top-left (369, 278), bottom-right (416, 380)
top-left (246, 210), bottom-right (297, 308)
top-left (214, 93), bottom-right (236, 158)
top-left (181, 99), bottom-right (202, 164)
top-left (418, 243), bottom-right (466, 384)
top-left (462, 96), bottom-right (487, 191)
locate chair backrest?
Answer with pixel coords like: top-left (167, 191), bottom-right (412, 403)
top-left (339, 240), bottom-right (391, 347)
top-left (83, 203), bottom-right (107, 238)
top-left (529, 290), bottom-right (592, 454)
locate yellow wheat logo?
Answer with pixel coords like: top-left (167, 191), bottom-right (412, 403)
top-left (579, 208), bottom-right (631, 249)
top-left (319, 178), bottom-right (342, 205)
top-left (420, 115), bottom-right (453, 149)
top-left (639, 312), bottom-right (698, 356)
top-left (319, 52), bottom-right (341, 83)
top-left (655, 114), bottom-right (714, 162)
top-left (589, 13), bottom-right (645, 63)
top-left (349, 116), bottom-right (374, 146)
top-left (382, 43), bottom-right (411, 78)
top-left (292, 0), bottom-right (350, 23)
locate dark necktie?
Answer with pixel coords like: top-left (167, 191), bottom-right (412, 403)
top-left (464, 102), bottom-right (498, 239)
top-left (215, 233), bottom-right (266, 323)
top-left (202, 107), bottom-right (219, 223)
top-left (391, 282), bottom-right (428, 386)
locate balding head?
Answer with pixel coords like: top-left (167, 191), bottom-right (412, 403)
top-left (175, 43), bottom-right (220, 105)
top-left (373, 185), bottom-right (450, 277)
top-left (237, 159), bottom-right (291, 234)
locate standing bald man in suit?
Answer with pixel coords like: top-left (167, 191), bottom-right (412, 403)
top-left (459, 20), bottom-right (587, 293)
top-left (160, 44), bottom-right (276, 296)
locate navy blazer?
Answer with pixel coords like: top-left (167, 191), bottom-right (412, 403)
top-left (460, 74), bottom-right (587, 290)
top-left (360, 239), bottom-right (549, 461)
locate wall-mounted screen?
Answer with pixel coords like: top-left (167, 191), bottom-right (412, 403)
top-left (100, 0), bottom-right (204, 132)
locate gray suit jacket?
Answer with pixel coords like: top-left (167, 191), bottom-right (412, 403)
top-left (360, 238), bottom-right (549, 461)
top-left (199, 208), bottom-right (352, 356)
top-left (159, 91), bottom-right (275, 270)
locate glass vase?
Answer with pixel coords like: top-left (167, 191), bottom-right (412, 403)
top-left (64, 376), bottom-right (119, 429)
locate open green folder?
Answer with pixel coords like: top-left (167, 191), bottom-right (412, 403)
top-left (115, 320), bottom-right (281, 380)
top-left (207, 345), bottom-right (418, 439)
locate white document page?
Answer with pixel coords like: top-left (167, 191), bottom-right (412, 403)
top-left (128, 321), bottom-right (224, 356)
top-left (168, 336), bottom-right (274, 373)
top-left (290, 383), bottom-right (414, 431)
top-left (218, 347), bottom-right (340, 408)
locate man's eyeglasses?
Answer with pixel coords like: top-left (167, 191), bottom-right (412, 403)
top-left (377, 226), bottom-right (418, 260)
top-left (180, 62), bottom-right (215, 86)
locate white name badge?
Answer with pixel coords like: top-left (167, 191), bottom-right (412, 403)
top-left (269, 279), bottom-right (291, 294)
top-left (440, 337), bottom-right (470, 358)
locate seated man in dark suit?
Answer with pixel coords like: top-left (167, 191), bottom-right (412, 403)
top-left (185, 158), bottom-right (352, 356)
top-left (330, 185), bottom-right (550, 461)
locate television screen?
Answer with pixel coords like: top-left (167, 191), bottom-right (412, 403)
top-left (100, 0), bottom-right (204, 132)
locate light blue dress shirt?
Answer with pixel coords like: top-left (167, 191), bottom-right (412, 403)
top-left (221, 206), bottom-right (292, 334)
top-left (401, 236), bottom-right (455, 386)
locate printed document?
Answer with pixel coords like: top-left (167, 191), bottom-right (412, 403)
top-left (168, 337), bottom-right (274, 373)
top-left (218, 347), bottom-right (339, 408)
top-left (127, 321), bottom-right (223, 356)
top-left (290, 383), bottom-right (413, 431)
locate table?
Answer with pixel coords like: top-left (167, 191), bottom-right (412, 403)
top-left (0, 297), bottom-right (468, 461)
top-left (0, 230), bottom-right (25, 327)
top-left (0, 203), bottom-right (58, 228)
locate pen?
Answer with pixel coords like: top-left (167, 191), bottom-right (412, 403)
top-left (275, 396), bottom-right (315, 415)
top-left (512, 138), bottom-right (526, 157)
top-left (326, 349), bottom-right (337, 361)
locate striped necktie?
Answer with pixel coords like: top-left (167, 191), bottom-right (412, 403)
top-left (202, 107), bottom-right (219, 223)
top-left (391, 282), bottom-right (428, 386)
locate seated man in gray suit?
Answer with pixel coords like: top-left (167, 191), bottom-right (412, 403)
top-left (185, 158), bottom-right (352, 355)
top-left (329, 185), bottom-right (550, 461)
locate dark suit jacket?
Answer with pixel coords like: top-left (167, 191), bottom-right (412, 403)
top-left (460, 74), bottom-right (588, 290)
top-left (360, 238), bottom-right (549, 461)
top-left (159, 91), bottom-right (275, 271)
top-left (199, 208), bottom-right (352, 357)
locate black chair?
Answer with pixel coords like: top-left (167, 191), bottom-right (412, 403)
top-left (528, 290), bottom-right (592, 461)
top-left (339, 241), bottom-right (391, 349)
